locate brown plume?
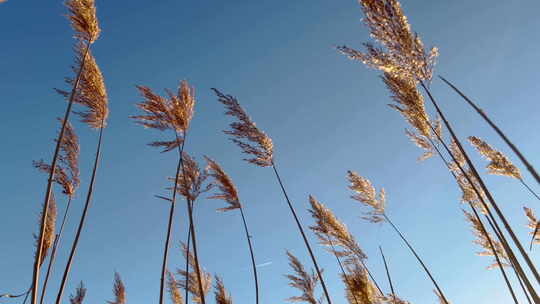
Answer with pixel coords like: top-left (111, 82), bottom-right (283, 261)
top-left (212, 88), bottom-right (273, 167)
top-left (166, 270), bottom-right (184, 304)
top-left (34, 194), bottom-right (57, 267)
top-left (346, 171), bottom-right (385, 223)
top-left (132, 81), bottom-right (195, 152)
top-left (213, 276), bottom-right (232, 304)
top-left (342, 261), bottom-right (379, 304)
top-left (524, 207), bottom-right (540, 247)
top-left (69, 282), bottom-right (86, 304)
top-left (308, 195), bottom-right (367, 263)
top-left (65, 0), bottom-right (100, 43)
top-left (468, 136), bottom-right (521, 179)
top-left (285, 251), bottom-right (320, 304)
top-left (177, 242), bottom-right (212, 303)
top-left (204, 156), bottom-right (241, 211)
top-left (169, 153), bottom-right (211, 202)
top-left (107, 272), bottom-right (126, 304)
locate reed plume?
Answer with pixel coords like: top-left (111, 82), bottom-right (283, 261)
top-left (177, 242), bottom-right (212, 304)
top-left (285, 251), bottom-right (320, 304)
top-left (166, 270), bottom-right (184, 304)
top-left (213, 88), bottom-right (332, 304)
top-left (524, 207), bottom-right (540, 250)
top-left (69, 282), bottom-right (86, 304)
top-left (341, 261), bottom-right (379, 304)
top-left (32, 1), bottom-right (101, 301)
top-left (204, 156), bottom-right (259, 304)
top-left (214, 276), bottom-right (232, 304)
top-left (468, 136), bottom-right (540, 201)
top-left (106, 273), bottom-right (126, 304)
top-left (131, 80), bottom-right (195, 304)
top-left (34, 195), bottom-right (57, 268)
top-left (55, 32), bottom-right (109, 304)
top-left (307, 195), bottom-right (384, 297)
top-left (347, 170), bottom-right (450, 304)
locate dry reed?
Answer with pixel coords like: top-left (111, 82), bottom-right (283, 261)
top-left (213, 276), bottom-right (233, 304)
top-left (177, 242), bottom-right (212, 304)
top-left (166, 270), bottom-right (184, 304)
top-left (285, 251), bottom-right (320, 304)
top-left (69, 282), bottom-right (86, 304)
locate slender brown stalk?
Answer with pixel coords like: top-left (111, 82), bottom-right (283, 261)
top-left (238, 206), bottom-right (259, 304)
top-left (419, 80), bottom-right (540, 286)
top-left (184, 217), bottom-right (191, 304)
top-left (31, 43), bottom-right (90, 304)
top-left (439, 76), bottom-right (540, 186)
top-left (382, 213), bottom-right (448, 304)
top-left (379, 246), bottom-right (395, 303)
top-left (519, 179), bottom-right (540, 202)
top-left (271, 162), bottom-right (332, 304)
top-left (55, 125), bottom-right (104, 304)
top-left (39, 197), bottom-right (73, 304)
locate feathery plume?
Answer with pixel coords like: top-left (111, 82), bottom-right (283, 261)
top-left (337, 0), bottom-right (438, 81)
top-left (177, 242), bottom-right (212, 303)
top-left (170, 153), bottom-right (211, 202)
top-left (204, 156), bottom-right (241, 211)
top-left (107, 272), bottom-right (126, 304)
top-left (308, 195), bottom-right (367, 263)
top-left (347, 171), bottom-right (385, 223)
top-left (214, 276), bottom-right (232, 304)
top-left (33, 119), bottom-right (80, 197)
top-left (132, 81), bottom-right (195, 152)
top-left (433, 290), bottom-right (448, 304)
top-left (468, 136), bottom-right (521, 179)
top-left (342, 261), bottom-right (379, 304)
top-left (34, 195), bottom-right (57, 267)
top-left (285, 251), bottom-right (319, 304)
top-left (65, 0), bottom-right (100, 43)
top-left (57, 43), bottom-right (108, 129)
top-left (212, 88), bottom-right (273, 167)
top-left (69, 282), bottom-right (86, 304)
top-left (524, 207), bottom-right (540, 248)
top-left (166, 271), bottom-right (184, 304)
top-left (463, 210), bottom-right (510, 269)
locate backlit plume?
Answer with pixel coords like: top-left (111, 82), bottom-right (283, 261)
top-left (347, 171), bottom-right (385, 223)
top-left (171, 153), bottom-right (211, 202)
top-left (132, 80), bottom-right (195, 152)
top-left (65, 0), bottom-right (100, 43)
top-left (284, 251), bottom-right (319, 304)
top-left (212, 88), bottom-right (273, 167)
top-left (204, 156), bottom-right (241, 212)
top-left (178, 242), bottom-right (212, 303)
top-left (468, 136), bottom-right (521, 180)
top-left (214, 276), bottom-right (233, 304)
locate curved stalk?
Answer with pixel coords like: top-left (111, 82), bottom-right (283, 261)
top-left (39, 197), bottom-right (73, 304)
top-left (239, 206), bottom-right (259, 304)
top-left (31, 42), bottom-right (90, 304)
top-left (55, 125), bottom-right (104, 304)
top-left (271, 162), bottom-right (332, 304)
top-left (439, 76), bottom-right (540, 186)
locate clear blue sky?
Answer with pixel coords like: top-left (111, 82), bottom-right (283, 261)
top-left (2, 0), bottom-right (540, 303)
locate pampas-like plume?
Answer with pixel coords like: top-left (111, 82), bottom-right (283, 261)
top-left (212, 88), bottom-right (273, 167)
top-left (65, 0), bottom-right (100, 43)
top-left (214, 276), bottom-right (232, 304)
top-left (285, 251), bottom-right (319, 304)
top-left (204, 156), bottom-right (260, 304)
top-left (172, 153), bottom-right (211, 202)
top-left (177, 242), bottom-right (212, 304)
top-left (132, 81), bottom-right (194, 152)
top-left (337, 0), bottom-right (438, 81)
top-left (34, 195), bottom-right (57, 267)
top-left (166, 270), bottom-right (184, 304)
top-left (463, 210), bottom-right (510, 269)
top-left (107, 273), bottom-right (126, 304)
top-left (57, 42), bottom-right (108, 129)
top-left (346, 171), bottom-right (385, 223)
top-left (524, 207), bottom-right (540, 250)
top-left (468, 136), bottom-right (521, 179)
top-left (342, 261), bottom-right (378, 304)
top-left (69, 282), bottom-right (86, 304)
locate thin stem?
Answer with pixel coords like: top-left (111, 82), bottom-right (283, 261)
top-left (439, 75), bottom-right (540, 186)
top-left (519, 178), bottom-right (540, 202)
top-left (530, 221), bottom-right (540, 251)
top-left (31, 42), bottom-right (91, 304)
top-left (55, 125), bottom-right (104, 304)
top-left (379, 246), bottom-right (395, 303)
top-left (39, 196), bottom-right (73, 304)
top-left (420, 81), bottom-right (540, 288)
top-left (185, 214), bottom-right (192, 304)
top-left (469, 205), bottom-right (518, 304)
top-left (271, 162), bottom-right (332, 304)
top-left (158, 135), bottom-right (187, 304)
top-left (326, 237), bottom-right (360, 304)
top-left (239, 206), bottom-right (259, 304)
top-left (382, 214), bottom-right (449, 304)
top-left (514, 264), bottom-right (533, 304)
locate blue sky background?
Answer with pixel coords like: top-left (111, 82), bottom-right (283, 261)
top-left (2, 0), bottom-right (540, 303)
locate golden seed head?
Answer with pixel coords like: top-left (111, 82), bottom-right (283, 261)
top-left (468, 136), bottom-right (521, 180)
top-left (65, 0), bottom-right (100, 43)
top-left (178, 242), bottom-right (212, 303)
top-left (107, 272), bottom-right (126, 304)
top-left (214, 276), bottom-right (233, 304)
top-left (69, 282), bottom-right (87, 304)
top-left (285, 251), bottom-right (319, 304)
top-left (204, 156), bottom-right (241, 212)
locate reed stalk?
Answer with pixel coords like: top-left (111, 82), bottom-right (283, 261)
top-left (379, 246), bottom-right (395, 303)
top-left (439, 76), bottom-right (540, 186)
